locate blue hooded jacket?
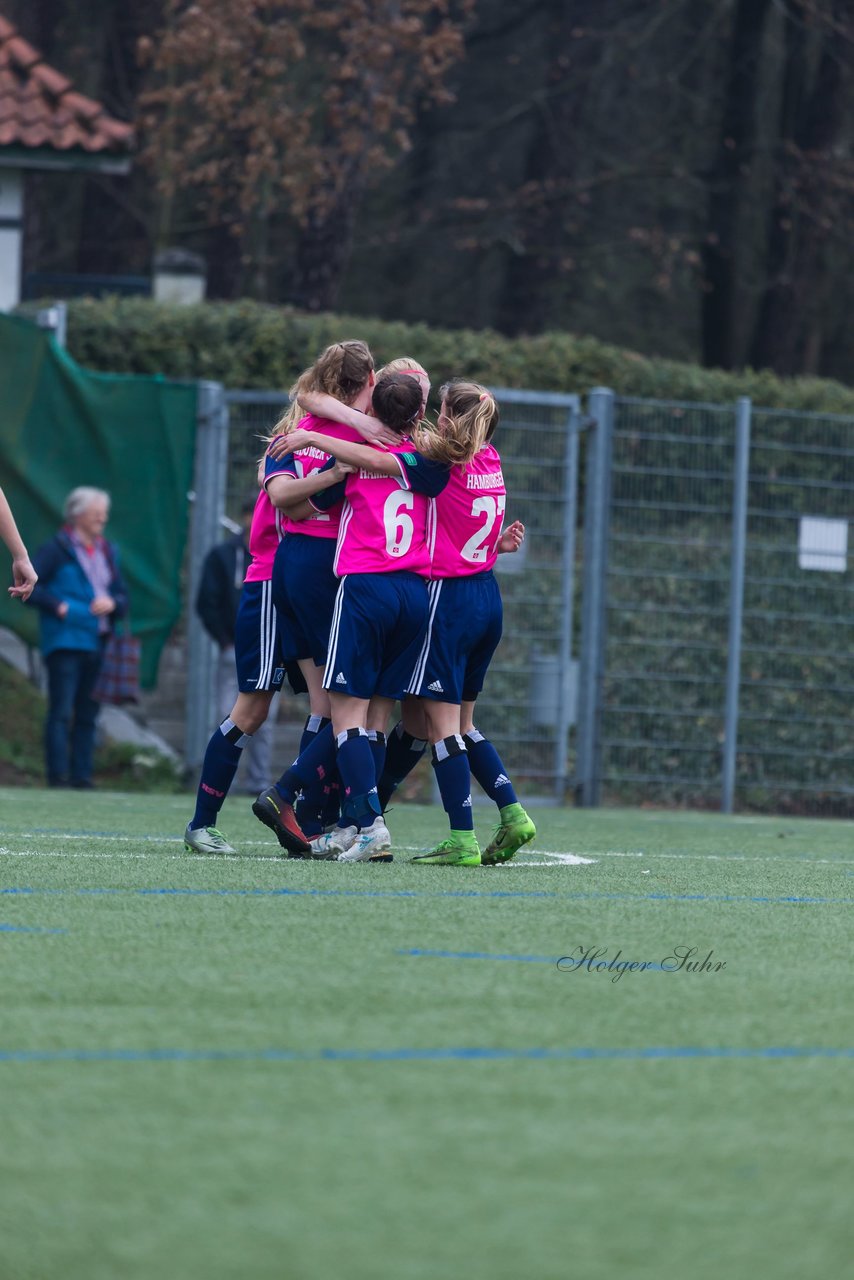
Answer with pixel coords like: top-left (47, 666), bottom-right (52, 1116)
top-left (27, 529), bottom-right (129, 658)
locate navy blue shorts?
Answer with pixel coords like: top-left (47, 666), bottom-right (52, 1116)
top-left (323, 572), bottom-right (430, 701)
top-left (234, 579), bottom-right (306, 695)
top-left (272, 533), bottom-right (338, 667)
top-left (407, 572), bottom-right (503, 704)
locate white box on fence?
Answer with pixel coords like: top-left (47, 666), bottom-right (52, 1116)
top-left (798, 516), bottom-right (848, 572)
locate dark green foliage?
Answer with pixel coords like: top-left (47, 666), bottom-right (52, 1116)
top-left (20, 297), bottom-right (854, 412)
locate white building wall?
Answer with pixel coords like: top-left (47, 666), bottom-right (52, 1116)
top-left (0, 168), bottom-right (23, 312)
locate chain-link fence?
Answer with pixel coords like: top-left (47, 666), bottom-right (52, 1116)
top-left (184, 384), bottom-right (854, 816)
top-left (597, 393), bottom-right (854, 814)
top-left (222, 390), bottom-right (287, 520)
top-left (599, 396), bottom-right (736, 806)
top-left (738, 405), bottom-right (854, 814)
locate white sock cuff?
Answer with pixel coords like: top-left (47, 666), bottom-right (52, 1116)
top-left (433, 734), bottom-right (467, 763)
top-left (220, 717), bottom-right (251, 748)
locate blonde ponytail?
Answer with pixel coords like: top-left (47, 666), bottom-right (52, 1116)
top-left (414, 380), bottom-right (499, 466)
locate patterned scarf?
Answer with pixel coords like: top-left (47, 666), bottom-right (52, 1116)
top-left (68, 529), bottom-right (113, 634)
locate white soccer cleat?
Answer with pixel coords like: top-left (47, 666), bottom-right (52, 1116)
top-left (337, 817), bottom-right (393, 863)
top-left (184, 824), bottom-right (236, 855)
top-left (310, 824), bottom-right (358, 860)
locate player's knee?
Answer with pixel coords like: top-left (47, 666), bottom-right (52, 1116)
top-left (230, 694), bottom-right (271, 735)
top-left (237, 710), bottom-right (267, 735)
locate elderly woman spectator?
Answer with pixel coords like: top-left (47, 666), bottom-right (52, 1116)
top-left (27, 487), bottom-right (128, 788)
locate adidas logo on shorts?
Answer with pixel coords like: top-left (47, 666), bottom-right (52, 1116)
top-left (335, 672), bottom-right (347, 685)
top-left (494, 773), bottom-right (510, 787)
top-left (427, 680), bottom-right (444, 693)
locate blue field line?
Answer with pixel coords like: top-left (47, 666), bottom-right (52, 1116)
top-left (402, 947), bottom-right (559, 963)
top-left (0, 1045), bottom-right (851, 1065)
top-left (1, 885), bottom-right (852, 906)
top-left (0, 922), bottom-right (66, 935)
top-left (399, 948), bottom-right (673, 969)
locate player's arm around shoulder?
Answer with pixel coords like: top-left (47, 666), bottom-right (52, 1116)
top-left (298, 392), bottom-right (400, 447)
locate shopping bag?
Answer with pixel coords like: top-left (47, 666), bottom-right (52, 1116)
top-left (93, 627), bottom-right (141, 705)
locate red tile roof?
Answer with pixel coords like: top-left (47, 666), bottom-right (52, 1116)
top-left (0, 15), bottom-right (133, 155)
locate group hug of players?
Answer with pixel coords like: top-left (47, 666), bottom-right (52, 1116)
top-left (183, 340), bottom-right (537, 867)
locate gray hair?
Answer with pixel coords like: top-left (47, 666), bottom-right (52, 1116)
top-left (64, 487), bottom-right (111, 522)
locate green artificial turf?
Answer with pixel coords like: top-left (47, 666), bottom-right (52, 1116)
top-left (0, 787), bottom-right (851, 1280)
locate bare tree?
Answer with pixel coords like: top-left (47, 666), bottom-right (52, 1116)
top-left (700, 0), bottom-right (773, 369)
top-left (749, 0), bottom-right (854, 374)
top-left (139, 0), bottom-right (474, 305)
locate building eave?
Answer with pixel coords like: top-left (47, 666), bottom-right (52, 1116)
top-left (0, 144), bottom-right (132, 175)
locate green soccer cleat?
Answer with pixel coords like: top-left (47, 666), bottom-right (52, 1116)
top-left (412, 832), bottom-right (481, 867)
top-left (481, 803), bottom-right (536, 865)
top-left (184, 824), bottom-right (236, 855)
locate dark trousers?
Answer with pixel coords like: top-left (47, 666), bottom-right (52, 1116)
top-left (44, 647), bottom-right (104, 786)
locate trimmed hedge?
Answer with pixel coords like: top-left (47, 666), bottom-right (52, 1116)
top-left (20, 297), bottom-right (854, 411)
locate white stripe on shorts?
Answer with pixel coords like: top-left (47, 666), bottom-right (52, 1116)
top-left (407, 578), bottom-right (442, 696)
top-left (322, 577), bottom-right (348, 691)
top-left (257, 579), bottom-right (276, 689)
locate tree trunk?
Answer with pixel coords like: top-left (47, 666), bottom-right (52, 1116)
top-left (749, 0), bottom-right (848, 374)
top-left (291, 191), bottom-right (361, 314)
top-left (700, 0), bottom-right (772, 369)
top-left (493, 0), bottom-right (572, 335)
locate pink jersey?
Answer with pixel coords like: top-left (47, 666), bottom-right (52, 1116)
top-left (333, 448), bottom-right (437, 577)
top-left (265, 415), bottom-right (366, 539)
top-left (430, 443), bottom-right (506, 579)
top-left (244, 486), bottom-right (281, 582)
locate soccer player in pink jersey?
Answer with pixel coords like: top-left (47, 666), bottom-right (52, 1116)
top-left (297, 357), bottom-right (433, 790)
top-left (183, 477), bottom-right (310, 856)
top-left (297, 379), bottom-right (534, 866)
top-left (406, 381), bottom-right (535, 866)
top-left (185, 342), bottom-right (392, 858)
top-left (253, 363), bottom-right (433, 856)
top-left (270, 373), bottom-right (447, 861)
top-left (254, 340), bottom-right (378, 849)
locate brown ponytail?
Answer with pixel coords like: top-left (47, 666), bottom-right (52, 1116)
top-left (267, 340), bottom-right (374, 440)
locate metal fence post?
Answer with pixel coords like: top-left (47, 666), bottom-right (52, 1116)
top-left (185, 381), bottom-right (229, 771)
top-left (576, 387), bottom-right (614, 806)
top-left (554, 397), bottom-right (581, 800)
top-left (721, 396), bottom-right (751, 813)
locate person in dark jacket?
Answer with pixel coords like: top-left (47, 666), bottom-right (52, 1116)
top-left (195, 499), bottom-right (275, 795)
top-left (27, 487), bottom-right (128, 788)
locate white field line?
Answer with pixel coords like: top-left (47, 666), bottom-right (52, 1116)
top-left (0, 845), bottom-right (252, 862)
top-left (0, 843), bottom-right (593, 867)
top-left (507, 852), bottom-right (596, 866)
top-left (5, 831), bottom-right (266, 845)
top-left (0, 836), bottom-right (852, 866)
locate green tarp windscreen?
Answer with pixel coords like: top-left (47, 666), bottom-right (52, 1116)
top-left (0, 313), bottom-right (197, 687)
